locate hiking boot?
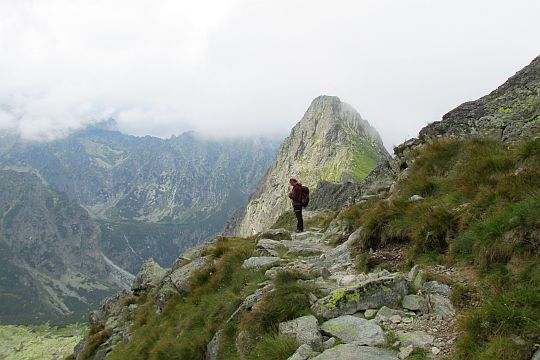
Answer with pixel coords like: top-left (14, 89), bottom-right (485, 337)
top-left (295, 229), bottom-right (303, 233)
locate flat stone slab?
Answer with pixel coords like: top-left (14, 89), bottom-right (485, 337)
top-left (312, 344), bottom-right (399, 360)
top-left (257, 228), bottom-right (291, 241)
top-left (256, 239), bottom-right (286, 256)
top-left (320, 315), bottom-right (385, 346)
top-left (312, 274), bottom-right (409, 320)
top-left (241, 256), bottom-right (281, 269)
top-left (397, 330), bottom-right (434, 350)
top-left (402, 294), bottom-right (428, 313)
top-left (281, 240), bottom-right (328, 256)
top-left (279, 315), bottom-right (322, 348)
top-left (291, 231), bottom-right (324, 241)
top-left (421, 281), bottom-right (451, 297)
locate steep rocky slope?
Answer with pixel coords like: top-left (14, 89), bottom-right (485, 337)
top-left (0, 170), bottom-right (124, 324)
top-left (420, 55), bottom-right (539, 143)
top-left (228, 96), bottom-right (390, 236)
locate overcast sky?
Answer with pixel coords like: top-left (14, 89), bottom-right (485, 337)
top-left (0, 0), bottom-right (538, 149)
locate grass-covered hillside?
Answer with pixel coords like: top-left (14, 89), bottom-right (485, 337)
top-left (339, 136), bottom-right (540, 359)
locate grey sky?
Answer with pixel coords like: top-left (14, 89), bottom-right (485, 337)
top-left (0, 0), bottom-right (538, 149)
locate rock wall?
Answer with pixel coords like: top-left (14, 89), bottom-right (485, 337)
top-left (229, 96), bottom-right (390, 236)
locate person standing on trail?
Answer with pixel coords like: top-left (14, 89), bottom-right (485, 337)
top-left (289, 178), bottom-right (304, 233)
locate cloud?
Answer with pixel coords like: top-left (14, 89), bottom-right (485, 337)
top-left (0, 0), bottom-right (538, 147)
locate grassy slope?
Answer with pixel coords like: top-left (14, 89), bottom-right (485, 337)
top-left (340, 137), bottom-right (540, 359)
top-left (0, 323), bottom-right (87, 360)
top-left (95, 236), bottom-right (315, 360)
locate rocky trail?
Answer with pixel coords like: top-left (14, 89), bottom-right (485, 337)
top-left (86, 211), bottom-right (465, 360)
top-left (232, 218), bottom-right (461, 360)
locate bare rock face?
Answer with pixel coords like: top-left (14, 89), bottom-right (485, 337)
top-left (230, 96), bottom-right (390, 236)
top-left (420, 55), bottom-right (540, 144)
top-left (131, 259), bottom-right (167, 294)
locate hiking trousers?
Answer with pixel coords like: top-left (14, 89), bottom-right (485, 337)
top-left (293, 205), bottom-right (303, 232)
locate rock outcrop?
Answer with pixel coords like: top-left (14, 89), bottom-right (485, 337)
top-left (227, 96), bottom-right (390, 236)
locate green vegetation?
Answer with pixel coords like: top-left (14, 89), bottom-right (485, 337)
top-left (0, 323), bottom-right (87, 360)
top-left (98, 236), bottom-right (314, 360)
top-left (341, 137), bottom-right (540, 359)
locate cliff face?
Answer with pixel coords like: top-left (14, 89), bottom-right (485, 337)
top-left (0, 170), bottom-right (124, 324)
top-left (229, 96), bottom-right (390, 236)
top-left (420, 55), bottom-right (540, 143)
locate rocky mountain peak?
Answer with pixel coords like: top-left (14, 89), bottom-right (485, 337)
top-left (228, 95), bottom-right (390, 236)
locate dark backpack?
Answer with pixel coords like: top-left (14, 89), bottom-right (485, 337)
top-left (301, 186), bottom-right (310, 208)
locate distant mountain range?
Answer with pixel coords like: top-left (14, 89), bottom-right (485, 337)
top-left (0, 129), bottom-right (279, 323)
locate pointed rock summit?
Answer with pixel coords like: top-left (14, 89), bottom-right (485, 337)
top-left (229, 95), bottom-right (390, 236)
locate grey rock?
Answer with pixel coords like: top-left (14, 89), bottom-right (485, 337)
top-left (233, 96), bottom-right (391, 236)
top-left (402, 295), bottom-right (428, 314)
top-left (282, 240), bottom-right (327, 256)
top-left (287, 344), bottom-right (314, 360)
top-left (312, 274), bottom-right (409, 319)
top-left (291, 231), bottom-right (324, 241)
top-left (256, 228), bottom-right (291, 241)
top-left (206, 330), bottom-right (222, 360)
top-left (279, 315), bottom-right (323, 348)
top-left (168, 256), bottom-right (211, 294)
top-left (322, 337), bottom-right (336, 350)
top-left (419, 55), bottom-right (540, 145)
top-left (241, 256), bottom-right (281, 269)
top-left (375, 306), bottom-right (410, 322)
top-left (256, 238), bottom-right (286, 256)
top-left (312, 344), bottom-right (399, 360)
top-left (408, 195), bottom-right (424, 202)
top-left (421, 281), bottom-right (451, 297)
top-left (131, 259), bottom-right (167, 294)
top-left (320, 315), bottom-right (385, 346)
top-left (399, 345), bottom-right (414, 360)
top-left (235, 330), bottom-right (255, 357)
top-left (407, 265), bottom-right (419, 282)
top-left (531, 347), bottom-right (540, 360)
top-left (429, 294), bottom-right (456, 318)
top-left (397, 331), bottom-right (434, 350)
top-left (364, 309), bottom-right (377, 319)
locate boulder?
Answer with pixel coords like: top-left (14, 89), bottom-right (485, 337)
top-left (408, 195), bottom-right (424, 202)
top-left (291, 231), bottom-right (324, 241)
top-left (375, 306), bottom-right (411, 323)
top-left (320, 315), bottom-right (385, 346)
top-left (279, 315), bottom-right (323, 348)
top-left (402, 294), bottom-right (428, 314)
top-left (168, 256), bottom-right (212, 294)
top-left (421, 281), bottom-right (451, 297)
top-left (131, 259), bottom-right (167, 294)
top-left (312, 344), bottom-right (399, 360)
top-left (256, 238), bottom-right (286, 256)
top-left (397, 331), bottom-right (434, 350)
top-left (312, 274), bottom-right (409, 319)
top-left (531, 348), bottom-right (540, 360)
top-left (364, 309), bottom-right (377, 319)
top-left (241, 256), bottom-right (281, 270)
top-left (257, 228), bottom-right (291, 241)
top-left (155, 283), bottom-right (178, 311)
top-left (429, 294), bottom-right (456, 318)
top-left (282, 240), bottom-right (327, 256)
top-left (206, 330), bottom-right (222, 360)
top-left (287, 344), bottom-right (314, 360)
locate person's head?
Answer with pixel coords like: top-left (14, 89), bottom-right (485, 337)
top-left (289, 178), bottom-right (297, 186)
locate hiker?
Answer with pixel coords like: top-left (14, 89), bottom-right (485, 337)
top-left (289, 178), bottom-right (304, 233)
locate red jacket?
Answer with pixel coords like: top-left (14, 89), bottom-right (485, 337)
top-left (289, 184), bottom-right (303, 207)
